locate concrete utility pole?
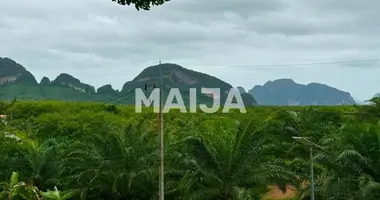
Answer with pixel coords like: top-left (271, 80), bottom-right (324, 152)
top-left (159, 60), bottom-right (164, 200)
top-left (310, 146), bottom-right (314, 200)
top-left (292, 136), bottom-right (324, 200)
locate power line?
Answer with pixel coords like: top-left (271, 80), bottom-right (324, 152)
top-left (187, 58), bottom-right (380, 68)
top-left (1, 58), bottom-right (380, 78)
top-left (100, 86), bottom-right (380, 116)
top-left (1, 58), bottom-right (379, 104)
top-left (0, 61), bottom-right (160, 84)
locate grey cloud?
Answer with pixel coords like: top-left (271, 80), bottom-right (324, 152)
top-left (1, 0), bottom-right (380, 100)
top-left (0, 19), bottom-right (10, 29)
top-left (241, 0), bottom-right (380, 37)
top-left (169, 0), bottom-right (288, 17)
top-left (304, 0), bottom-right (380, 13)
top-left (52, 42), bottom-right (147, 59)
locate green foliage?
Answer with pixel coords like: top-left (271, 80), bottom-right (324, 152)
top-left (104, 104), bottom-right (120, 114)
top-left (111, 0), bottom-right (170, 10)
top-left (0, 172), bottom-right (36, 200)
top-left (41, 187), bottom-right (78, 200)
top-left (0, 84), bottom-right (108, 102)
top-left (0, 100), bottom-right (6, 114)
top-left (1, 101), bottom-right (380, 199)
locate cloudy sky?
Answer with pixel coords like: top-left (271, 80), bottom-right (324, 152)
top-left (1, 0), bottom-right (380, 101)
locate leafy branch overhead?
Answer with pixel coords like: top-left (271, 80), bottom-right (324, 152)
top-left (111, 0), bottom-right (171, 10)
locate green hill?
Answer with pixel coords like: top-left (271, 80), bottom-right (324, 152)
top-left (0, 58), bottom-right (248, 107)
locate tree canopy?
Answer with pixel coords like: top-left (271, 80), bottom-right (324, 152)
top-left (2, 100), bottom-right (380, 199)
top-left (111, 0), bottom-right (170, 10)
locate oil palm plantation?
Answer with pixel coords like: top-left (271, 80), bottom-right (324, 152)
top-left (59, 119), bottom-right (160, 200)
top-left (314, 121), bottom-right (380, 200)
top-left (0, 136), bottom-right (64, 192)
top-left (263, 108), bottom-right (343, 199)
top-left (169, 118), bottom-right (296, 199)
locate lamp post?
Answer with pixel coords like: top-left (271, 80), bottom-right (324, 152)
top-left (292, 136), bottom-right (323, 200)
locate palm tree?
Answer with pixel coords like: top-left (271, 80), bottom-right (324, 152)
top-left (59, 119), bottom-right (159, 200)
top-left (312, 121), bottom-right (380, 200)
top-left (0, 172), bottom-right (35, 200)
top-left (263, 108), bottom-right (342, 199)
top-left (1, 138), bottom-right (64, 191)
top-left (169, 118), bottom-right (296, 199)
top-left (41, 186), bottom-right (78, 200)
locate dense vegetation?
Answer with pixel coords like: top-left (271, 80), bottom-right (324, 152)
top-left (0, 98), bottom-right (380, 199)
top-left (1, 58), bottom-right (252, 106)
top-left (2, 56), bottom-right (359, 106)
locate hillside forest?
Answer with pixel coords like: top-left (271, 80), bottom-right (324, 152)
top-left (0, 57), bottom-right (358, 106)
top-left (1, 97), bottom-right (380, 200)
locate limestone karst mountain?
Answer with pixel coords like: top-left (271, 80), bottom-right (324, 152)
top-left (0, 57), bottom-right (357, 106)
top-left (0, 57), bottom-right (37, 85)
top-left (248, 78), bottom-right (355, 105)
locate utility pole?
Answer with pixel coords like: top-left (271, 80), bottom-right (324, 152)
top-left (292, 136), bottom-right (323, 200)
top-left (310, 146), bottom-right (314, 200)
top-left (159, 60), bottom-right (164, 200)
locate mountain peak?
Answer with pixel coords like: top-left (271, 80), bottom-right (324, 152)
top-left (97, 84), bottom-right (118, 96)
top-left (264, 78), bottom-right (296, 86)
top-left (0, 57), bottom-right (37, 85)
top-left (249, 78), bottom-right (355, 105)
top-left (120, 63), bottom-right (234, 105)
top-left (40, 76), bottom-right (51, 85)
top-left (54, 73), bottom-right (79, 81)
top-left (52, 73), bottom-right (95, 94)
top-left (123, 63), bottom-right (232, 91)
top-left (237, 86), bottom-right (246, 94)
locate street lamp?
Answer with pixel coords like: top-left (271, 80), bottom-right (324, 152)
top-left (292, 136), bottom-right (324, 200)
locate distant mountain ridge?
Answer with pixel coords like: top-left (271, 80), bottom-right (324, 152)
top-left (0, 58), bottom-right (243, 106)
top-left (0, 57), bottom-right (356, 106)
top-left (51, 73), bottom-right (96, 94)
top-left (248, 78), bottom-right (355, 105)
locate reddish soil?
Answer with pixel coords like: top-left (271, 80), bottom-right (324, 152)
top-left (262, 185), bottom-right (297, 199)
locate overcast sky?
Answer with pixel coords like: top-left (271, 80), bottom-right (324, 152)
top-left (1, 0), bottom-right (380, 101)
